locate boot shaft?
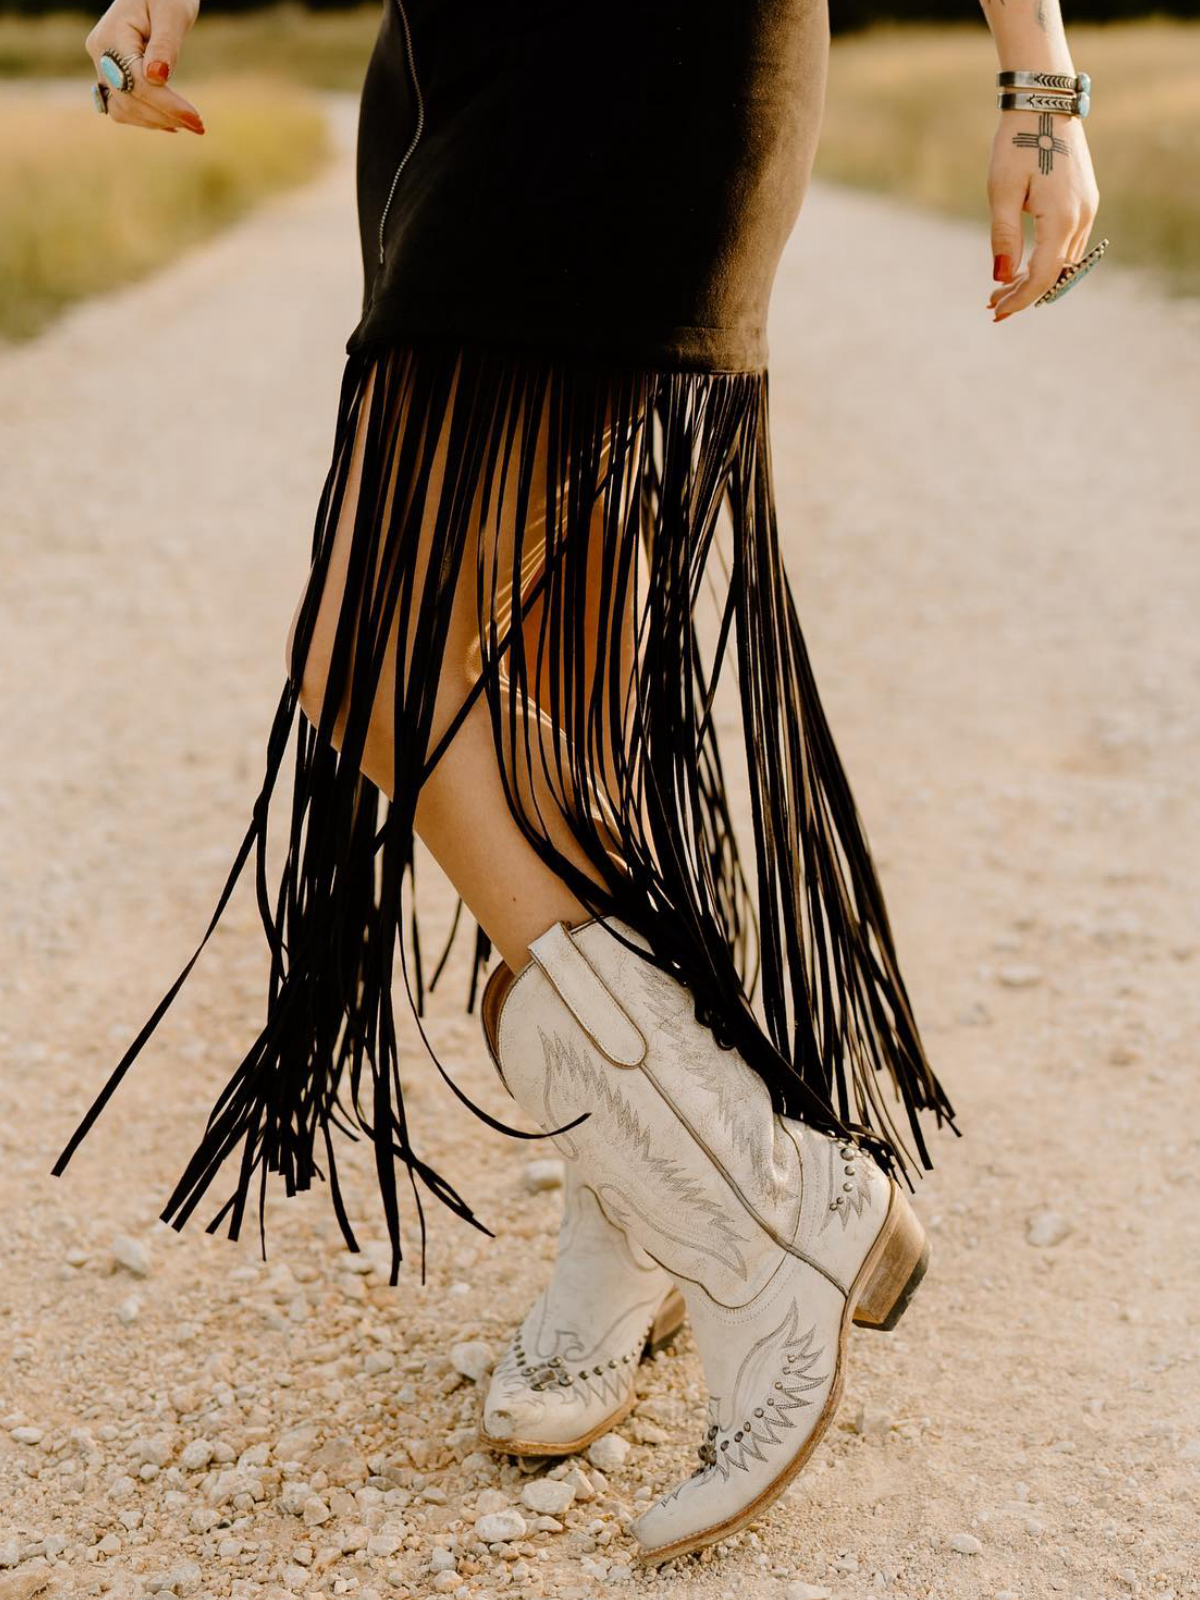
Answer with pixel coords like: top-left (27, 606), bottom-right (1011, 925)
top-left (485, 917), bottom-right (889, 1307)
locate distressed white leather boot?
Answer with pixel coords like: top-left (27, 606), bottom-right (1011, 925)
top-left (478, 1158), bottom-right (685, 1456)
top-left (480, 915), bottom-right (929, 1564)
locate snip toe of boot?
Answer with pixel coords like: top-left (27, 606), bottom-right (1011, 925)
top-left (479, 1402), bottom-right (520, 1442)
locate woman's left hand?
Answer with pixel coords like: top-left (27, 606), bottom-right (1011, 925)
top-left (986, 109), bottom-right (1100, 321)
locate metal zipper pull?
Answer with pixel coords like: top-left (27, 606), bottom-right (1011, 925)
top-left (377, 0), bottom-right (426, 266)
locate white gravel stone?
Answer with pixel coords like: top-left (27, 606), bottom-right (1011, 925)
top-left (586, 1433), bottom-right (630, 1473)
top-left (474, 1509), bottom-right (527, 1544)
top-left (310, 1437), bottom-right (368, 1485)
top-left (524, 1158), bottom-right (565, 1192)
top-left (132, 1434), bottom-right (174, 1467)
top-left (947, 1531), bottom-right (983, 1554)
top-left (0, 1541), bottom-right (20, 1569)
top-left (279, 1481), bottom-right (313, 1516)
top-left (274, 1423), bottom-right (320, 1461)
top-left (366, 1532), bottom-right (404, 1558)
top-left (302, 1495), bottom-right (332, 1526)
top-left (449, 1340), bottom-right (494, 1382)
top-left (9, 1426), bottom-right (44, 1445)
top-left (630, 1418), bottom-right (669, 1445)
top-left (431, 1575), bottom-right (458, 1595)
top-left (429, 1549), bottom-right (456, 1573)
top-left (1026, 1210), bottom-right (1073, 1248)
top-left (170, 1560), bottom-right (202, 1596)
top-left (474, 1489), bottom-right (511, 1516)
top-left (520, 1477), bottom-right (576, 1517)
top-left (178, 1439), bottom-right (213, 1470)
top-left (851, 1403), bottom-right (892, 1438)
top-left (111, 1234), bottom-right (152, 1276)
top-left (996, 963), bottom-right (1043, 988)
top-left (554, 1463), bottom-right (596, 1502)
top-left (337, 1250), bottom-right (374, 1274)
top-left (116, 1293), bottom-right (142, 1324)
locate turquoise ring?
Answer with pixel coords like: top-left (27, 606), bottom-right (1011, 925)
top-left (99, 48), bottom-right (137, 94)
top-left (1035, 238), bottom-right (1109, 307)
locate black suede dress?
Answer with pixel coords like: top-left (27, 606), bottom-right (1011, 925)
top-left (57, 0), bottom-right (956, 1278)
top-left (349, 0), bottom-right (831, 370)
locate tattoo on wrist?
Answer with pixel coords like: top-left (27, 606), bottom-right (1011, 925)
top-left (1012, 112), bottom-right (1069, 176)
top-left (1035, 0), bottom-right (1049, 31)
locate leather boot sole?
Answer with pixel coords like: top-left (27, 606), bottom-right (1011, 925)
top-left (636, 1185), bottom-right (928, 1566)
top-left (477, 1287), bottom-right (688, 1458)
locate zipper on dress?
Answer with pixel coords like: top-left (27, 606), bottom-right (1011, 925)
top-left (377, 0), bottom-right (426, 266)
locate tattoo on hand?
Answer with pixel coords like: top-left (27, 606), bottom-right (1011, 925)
top-left (1012, 113), bottom-right (1069, 176)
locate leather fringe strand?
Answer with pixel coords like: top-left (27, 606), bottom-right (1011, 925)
top-left (54, 341), bottom-right (956, 1282)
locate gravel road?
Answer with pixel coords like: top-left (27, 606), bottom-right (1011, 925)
top-left (1, 94), bottom-right (1197, 1600)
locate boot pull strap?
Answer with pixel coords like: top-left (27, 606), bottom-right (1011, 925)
top-left (528, 921), bottom-right (647, 1068)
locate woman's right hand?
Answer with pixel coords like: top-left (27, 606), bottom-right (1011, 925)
top-left (86, 0), bottom-right (204, 134)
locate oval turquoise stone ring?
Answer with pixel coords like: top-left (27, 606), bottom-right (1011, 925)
top-left (99, 49), bottom-right (135, 93)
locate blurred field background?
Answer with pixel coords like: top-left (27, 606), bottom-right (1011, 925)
top-left (817, 20), bottom-right (1200, 297)
top-left (0, 78), bottom-right (326, 339)
top-left (0, 2), bottom-right (372, 86)
top-left (1, 3), bottom-right (1197, 340)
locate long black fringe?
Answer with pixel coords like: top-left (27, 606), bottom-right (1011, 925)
top-left (54, 340), bottom-right (956, 1281)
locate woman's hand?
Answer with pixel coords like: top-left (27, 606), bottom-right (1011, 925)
top-left (986, 110), bottom-right (1100, 320)
top-left (86, 0), bottom-right (204, 135)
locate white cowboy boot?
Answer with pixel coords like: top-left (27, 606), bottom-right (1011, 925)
top-left (480, 915), bottom-right (929, 1564)
top-left (478, 1159), bottom-right (685, 1456)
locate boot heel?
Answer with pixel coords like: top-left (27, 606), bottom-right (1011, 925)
top-left (645, 1288), bottom-right (687, 1357)
top-left (852, 1189), bottom-right (929, 1332)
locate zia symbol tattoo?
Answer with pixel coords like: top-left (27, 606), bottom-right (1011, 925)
top-left (1012, 113), bottom-right (1070, 177)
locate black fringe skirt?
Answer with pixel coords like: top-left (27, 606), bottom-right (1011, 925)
top-left (55, 338), bottom-right (956, 1279)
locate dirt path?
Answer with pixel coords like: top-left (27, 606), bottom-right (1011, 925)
top-left (2, 94), bottom-right (1197, 1600)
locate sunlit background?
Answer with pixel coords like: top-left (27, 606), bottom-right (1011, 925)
top-left (1, 0), bottom-right (1197, 341)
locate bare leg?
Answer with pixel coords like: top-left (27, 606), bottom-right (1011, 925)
top-left (284, 358), bottom-right (636, 974)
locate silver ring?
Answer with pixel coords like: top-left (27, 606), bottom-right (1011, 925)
top-left (1035, 238), bottom-right (1109, 307)
top-left (99, 48), bottom-right (139, 94)
top-left (92, 80), bottom-right (111, 115)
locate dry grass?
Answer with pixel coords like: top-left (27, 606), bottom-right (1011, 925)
top-left (0, 3), bottom-right (379, 90)
top-left (816, 20), bottom-right (1200, 295)
top-left (0, 78), bottom-right (328, 341)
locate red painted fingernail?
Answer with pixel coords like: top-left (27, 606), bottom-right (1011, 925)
top-left (181, 112), bottom-right (205, 134)
top-left (146, 59), bottom-right (170, 82)
top-left (993, 254), bottom-right (1013, 283)
top-left (993, 311), bottom-right (1011, 322)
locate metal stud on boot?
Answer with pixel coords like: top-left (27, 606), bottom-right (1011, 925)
top-left (480, 915), bottom-right (930, 1563)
